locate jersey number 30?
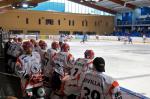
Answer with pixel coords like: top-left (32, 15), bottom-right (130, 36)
top-left (83, 87), bottom-right (100, 99)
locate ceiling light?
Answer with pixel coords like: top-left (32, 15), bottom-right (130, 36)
top-left (22, 3), bottom-right (28, 8)
top-left (80, 0), bottom-right (84, 2)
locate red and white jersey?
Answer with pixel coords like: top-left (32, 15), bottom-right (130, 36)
top-left (16, 52), bottom-right (41, 78)
top-left (33, 45), bottom-right (41, 53)
top-left (63, 58), bottom-right (93, 95)
top-left (52, 52), bottom-right (75, 76)
top-left (78, 70), bottom-right (122, 99)
top-left (43, 48), bottom-right (58, 77)
top-left (39, 49), bottom-right (47, 60)
top-left (39, 49), bottom-right (48, 71)
top-left (7, 42), bottom-right (23, 57)
top-left (70, 58), bottom-right (93, 79)
top-left (47, 48), bottom-right (58, 64)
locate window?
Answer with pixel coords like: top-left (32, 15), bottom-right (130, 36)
top-left (45, 19), bottom-right (54, 25)
top-left (69, 20), bottom-right (71, 26)
top-left (85, 20), bottom-right (88, 26)
top-left (82, 21), bottom-right (84, 26)
top-left (100, 20), bottom-right (102, 24)
top-left (98, 21), bottom-right (100, 26)
top-left (39, 19), bottom-right (41, 25)
top-left (105, 22), bottom-right (109, 26)
top-left (72, 20), bottom-right (75, 26)
top-left (68, 20), bottom-right (75, 26)
top-left (58, 20), bottom-right (60, 25)
top-left (95, 21), bottom-right (97, 26)
top-left (26, 18), bottom-right (29, 24)
top-left (82, 20), bottom-right (88, 27)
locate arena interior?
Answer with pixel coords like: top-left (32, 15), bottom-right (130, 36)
top-left (0, 0), bottom-right (150, 99)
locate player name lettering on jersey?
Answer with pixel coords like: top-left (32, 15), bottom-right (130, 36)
top-left (83, 77), bottom-right (101, 87)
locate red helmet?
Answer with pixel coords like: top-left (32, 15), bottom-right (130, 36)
top-left (18, 37), bottom-right (23, 42)
top-left (61, 43), bottom-right (70, 52)
top-left (84, 50), bottom-right (94, 59)
top-left (30, 39), bottom-right (36, 44)
top-left (38, 40), bottom-right (43, 45)
top-left (39, 40), bottom-right (47, 48)
top-left (22, 41), bottom-right (33, 50)
top-left (51, 41), bottom-right (60, 50)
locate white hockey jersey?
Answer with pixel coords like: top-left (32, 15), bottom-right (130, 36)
top-left (7, 42), bottom-right (23, 57)
top-left (39, 49), bottom-right (48, 66)
top-left (52, 52), bottom-right (75, 76)
top-left (16, 51), bottom-right (41, 78)
top-left (43, 48), bottom-right (58, 77)
top-left (64, 58), bottom-right (93, 95)
top-left (47, 48), bottom-right (58, 64)
top-left (70, 58), bottom-right (93, 79)
top-left (78, 70), bottom-right (122, 99)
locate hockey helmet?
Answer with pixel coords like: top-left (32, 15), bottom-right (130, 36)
top-left (51, 41), bottom-right (60, 50)
top-left (84, 50), bottom-right (94, 59)
top-left (39, 40), bottom-right (47, 49)
top-left (22, 41), bottom-right (33, 50)
top-left (61, 43), bottom-right (70, 52)
top-left (18, 37), bottom-right (23, 42)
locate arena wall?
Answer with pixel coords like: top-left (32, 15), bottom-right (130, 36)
top-left (0, 10), bottom-right (114, 35)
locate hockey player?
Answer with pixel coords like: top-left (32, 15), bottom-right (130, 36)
top-left (38, 40), bottom-right (48, 68)
top-left (17, 37), bottom-right (23, 46)
top-left (50, 43), bottom-right (74, 99)
top-left (45, 41), bottom-right (60, 77)
top-left (30, 39), bottom-right (40, 52)
top-left (7, 37), bottom-right (23, 73)
top-left (71, 50), bottom-right (94, 78)
top-left (59, 34), bottom-right (65, 47)
top-left (143, 34), bottom-right (146, 43)
top-left (81, 33), bottom-right (88, 43)
top-left (128, 36), bottom-right (133, 44)
top-left (15, 41), bottom-right (42, 89)
top-left (7, 37), bottom-right (23, 58)
top-left (63, 50), bottom-right (94, 98)
top-left (12, 37), bottom-right (18, 43)
top-left (52, 43), bottom-right (75, 76)
top-left (78, 57), bottom-right (122, 99)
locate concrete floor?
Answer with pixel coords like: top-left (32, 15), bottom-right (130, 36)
top-left (47, 40), bottom-right (150, 97)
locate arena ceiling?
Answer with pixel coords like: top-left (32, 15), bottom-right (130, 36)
top-left (0, 0), bottom-right (150, 14)
top-left (0, 0), bottom-right (47, 13)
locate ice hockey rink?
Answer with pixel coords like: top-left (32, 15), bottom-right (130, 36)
top-left (46, 38), bottom-right (150, 98)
